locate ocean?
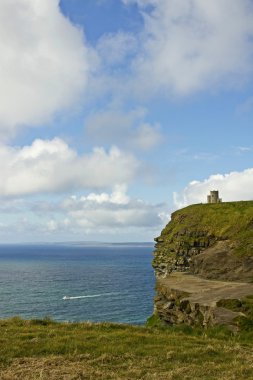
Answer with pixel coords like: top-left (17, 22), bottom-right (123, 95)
top-left (0, 243), bottom-right (155, 325)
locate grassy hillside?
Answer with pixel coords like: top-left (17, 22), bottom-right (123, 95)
top-left (0, 317), bottom-right (253, 379)
top-left (159, 201), bottom-right (253, 257)
top-left (153, 201), bottom-right (253, 281)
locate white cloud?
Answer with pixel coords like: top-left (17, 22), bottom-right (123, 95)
top-left (64, 184), bottom-right (130, 207)
top-left (46, 219), bottom-right (58, 232)
top-left (86, 107), bottom-right (145, 142)
top-left (174, 168), bottom-right (253, 209)
top-left (0, 138), bottom-right (139, 196)
top-left (0, 0), bottom-right (89, 136)
top-left (62, 186), bottom-right (165, 229)
top-left (123, 0), bottom-right (253, 96)
top-left (85, 106), bottom-right (162, 150)
top-left (132, 123), bottom-right (162, 150)
top-left (236, 146), bottom-right (252, 154)
top-left (0, 187), bottom-right (168, 241)
top-left (96, 31), bottom-right (137, 66)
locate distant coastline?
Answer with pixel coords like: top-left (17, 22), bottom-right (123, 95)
top-left (0, 241), bottom-right (155, 248)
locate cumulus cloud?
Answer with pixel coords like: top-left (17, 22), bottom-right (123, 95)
top-left (174, 168), bottom-right (253, 209)
top-left (96, 31), bottom-right (137, 67)
top-left (0, 138), bottom-right (139, 196)
top-left (132, 123), bottom-right (162, 150)
top-left (85, 106), bottom-right (162, 150)
top-left (61, 185), bottom-right (165, 229)
top-left (123, 0), bottom-right (253, 96)
top-left (0, 0), bottom-right (89, 136)
top-left (0, 186), bottom-right (168, 241)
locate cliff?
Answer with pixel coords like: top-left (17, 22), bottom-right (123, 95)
top-left (153, 201), bottom-right (253, 329)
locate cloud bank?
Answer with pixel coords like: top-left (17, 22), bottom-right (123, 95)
top-left (61, 185), bottom-right (166, 230)
top-left (174, 168), bottom-right (253, 209)
top-left (123, 0), bottom-right (253, 96)
top-left (85, 106), bottom-right (162, 150)
top-left (0, 186), bottom-right (168, 241)
top-left (0, 138), bottom-right (139, 196)
top-left (0, 0), bottom-right (89, 136)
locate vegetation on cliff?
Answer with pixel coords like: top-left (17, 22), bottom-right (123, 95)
top-left (1, 317), bottom-right (253, 379)
top-left (153, 201), bottom-right (253, 281)
top-left (152, 201), bottom-right (253, 329)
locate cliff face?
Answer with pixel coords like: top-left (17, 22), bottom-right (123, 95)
top-left (153, 201), bottom-right (253, 328)
top-left (154, 273), bottom-right (253, 329)
top-left (153, 201), bottom-right (253, 281)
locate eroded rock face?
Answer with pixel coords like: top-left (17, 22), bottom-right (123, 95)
top-left (154, 273), bottom-right (253, 329)
top-left (152, 202), bottom-right (253, 328)
top-left (155, 281), bottom-right (213, 327)
top-left (153, 203), bottom-right (253, 282)
top-left (153, 230), bottom-right (216, 278)
top-left (154, 234), bottom-right (253, 282)
top-left (190, 241), bottom-right (253, 282)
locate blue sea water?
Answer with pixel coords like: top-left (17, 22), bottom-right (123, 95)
top-left (0, 243), bottom-right (155, 325)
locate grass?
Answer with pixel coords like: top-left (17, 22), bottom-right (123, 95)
top-left (0, 317), bottom-right (253, 379)
top-left (154, 201), bottom-right (253, 270)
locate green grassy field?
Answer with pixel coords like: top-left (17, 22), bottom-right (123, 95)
top-left (0, 317), bottom-right (253, 379)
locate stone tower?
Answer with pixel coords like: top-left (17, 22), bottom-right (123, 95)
top-left (207, 190), bottom-right (222, 203)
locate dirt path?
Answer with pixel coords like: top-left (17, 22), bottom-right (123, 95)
top-left (159, 272), bottom-right (253, 307)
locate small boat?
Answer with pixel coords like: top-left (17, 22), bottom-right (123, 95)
top-left (62, 296), bottom-right (70, 300)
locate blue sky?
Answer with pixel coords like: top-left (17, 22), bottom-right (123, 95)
top-left (0, 0), bottom-right (253, 242)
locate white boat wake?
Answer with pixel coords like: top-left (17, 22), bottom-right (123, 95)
top-left (62, 293), bottom-right (115, 300)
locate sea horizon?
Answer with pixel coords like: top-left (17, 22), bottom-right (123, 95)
top-left (0, 241), bottom-right (155, 247)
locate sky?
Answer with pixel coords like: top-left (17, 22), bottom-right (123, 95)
top-left (0, 0), bottom-right (253, 243)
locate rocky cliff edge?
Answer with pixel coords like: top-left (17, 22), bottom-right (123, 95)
top-left (152, 201), bottom-right (253, 329)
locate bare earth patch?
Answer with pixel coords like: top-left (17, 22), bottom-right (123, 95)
top-left (157, 273), bottom-right (253, 326)
top-left (159, 273), bottom-right (253, 307)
